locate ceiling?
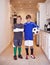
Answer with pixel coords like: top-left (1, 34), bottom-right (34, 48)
top-left (10, 0), bottom-right (46, 12)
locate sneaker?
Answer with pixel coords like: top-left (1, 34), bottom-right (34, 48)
top-left (31, 54), bottom-right (35, 59)
top-left (18, 55), bottom-right (23, 59)
top-left (14, 55), bottom-right (17, 60)
top-left (26, 55), bottom-right (28, 59)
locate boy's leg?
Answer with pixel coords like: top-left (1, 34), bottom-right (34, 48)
top-left (13, 40), bottom-right (18, 60)
top-left (13, 40), bottom-right (18, 56)
top-left (18, 46), bottom-right (21, 56)
top-left (13, 46), bottom-right (17, 60)
top-left (14, 47), bottom-right (17, 56)
top-left (18, 40), bottom-right (23, 59)
top-left (25, 46), bottom-right (29, 59)
top-left (25, 46), bottom-right (29, 55)
top-left (30, 46), bottom-right (35, 59)
top-left (18, 46), bottom-right (23, 59)
top-left (25, 40), bottom-right (29, 59)
top-left (30, 46), bottom-right (33, 55)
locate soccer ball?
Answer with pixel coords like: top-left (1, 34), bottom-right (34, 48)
top-left (32, 27), bottom-right (39, 34)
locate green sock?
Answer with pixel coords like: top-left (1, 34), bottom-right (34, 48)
top-left (14, 47), bottom-right (17, 56)
top-left (18, 47), bottom-right (21, 56)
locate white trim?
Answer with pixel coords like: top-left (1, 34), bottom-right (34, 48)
top-left (13, 28), bottom-right (24, 32)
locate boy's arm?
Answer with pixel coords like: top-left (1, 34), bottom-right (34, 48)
top-left (32, 23), bottom-right (40, 34)
top-left (33, 23), bottom-right (39, 28)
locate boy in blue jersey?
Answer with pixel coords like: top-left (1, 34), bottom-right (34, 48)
top-left (24, 15), bottom-right (39, 59)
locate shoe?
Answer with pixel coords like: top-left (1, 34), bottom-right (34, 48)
top-left (14, 55), bottom-right (17, 60)
top-left (26, 55), bottom-right (28, 59)
top-left (31, 54), bottom-right (35, 59)
top-left (18, 55), bottom-right (23, 59)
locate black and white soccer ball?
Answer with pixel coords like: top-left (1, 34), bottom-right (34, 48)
top-left (32, 27), bottom-right (39, 34)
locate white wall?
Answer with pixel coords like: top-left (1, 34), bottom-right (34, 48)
top-left (46, 0), bottom-right (50, 2)
top-left (45, 0), bottom-right (50, 19)
top-left (0, 0), bottom-right (12, 53)
top-left (38, 3), bottom-right (47, 30)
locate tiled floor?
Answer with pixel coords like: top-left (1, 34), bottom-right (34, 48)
top-left (0, 42), bottom-right (50, 65)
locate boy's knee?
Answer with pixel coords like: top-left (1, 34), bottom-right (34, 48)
top-left (18, 46), bottom-right (21, 48)
top-left (30, 46), bottom-right (33, 49)
top-left (25, 46), bottom-right (29, 48)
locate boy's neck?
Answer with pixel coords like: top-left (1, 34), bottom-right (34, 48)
top-left (17, 23), bottom-right (21, 24)
top-left (27, 20), bottom-right (31, 22)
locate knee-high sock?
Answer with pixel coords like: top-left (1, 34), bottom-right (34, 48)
top-left (25, 48), bottom-right (29, 55)
top-left (14, 47), bottom-right (17, 56)
top-left (18, 47), bottom-right (21, 56)
top-left (30, 48), bottom-right (33, 55)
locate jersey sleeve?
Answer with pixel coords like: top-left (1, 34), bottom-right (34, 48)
top-left (32, 22), bottom-right (40, 33)
top-left (32, 22), bottom-right (39, 28)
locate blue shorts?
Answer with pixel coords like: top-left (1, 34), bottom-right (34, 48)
top-left (14, 39), bottom-right (22, 46)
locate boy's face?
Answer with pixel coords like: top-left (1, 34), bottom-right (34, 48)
top-left (26, 18), bottom-right (31, 22)
top-left (17, 17), bottom-right (22, 24)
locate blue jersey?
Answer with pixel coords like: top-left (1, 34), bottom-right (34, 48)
top-left (24, 22), bottom-right (39, 40)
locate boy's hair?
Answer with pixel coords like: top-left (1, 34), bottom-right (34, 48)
top-left (26, 15), bottom-right (31, 19)
top-left (17, 15), bottom-right (22, 20)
